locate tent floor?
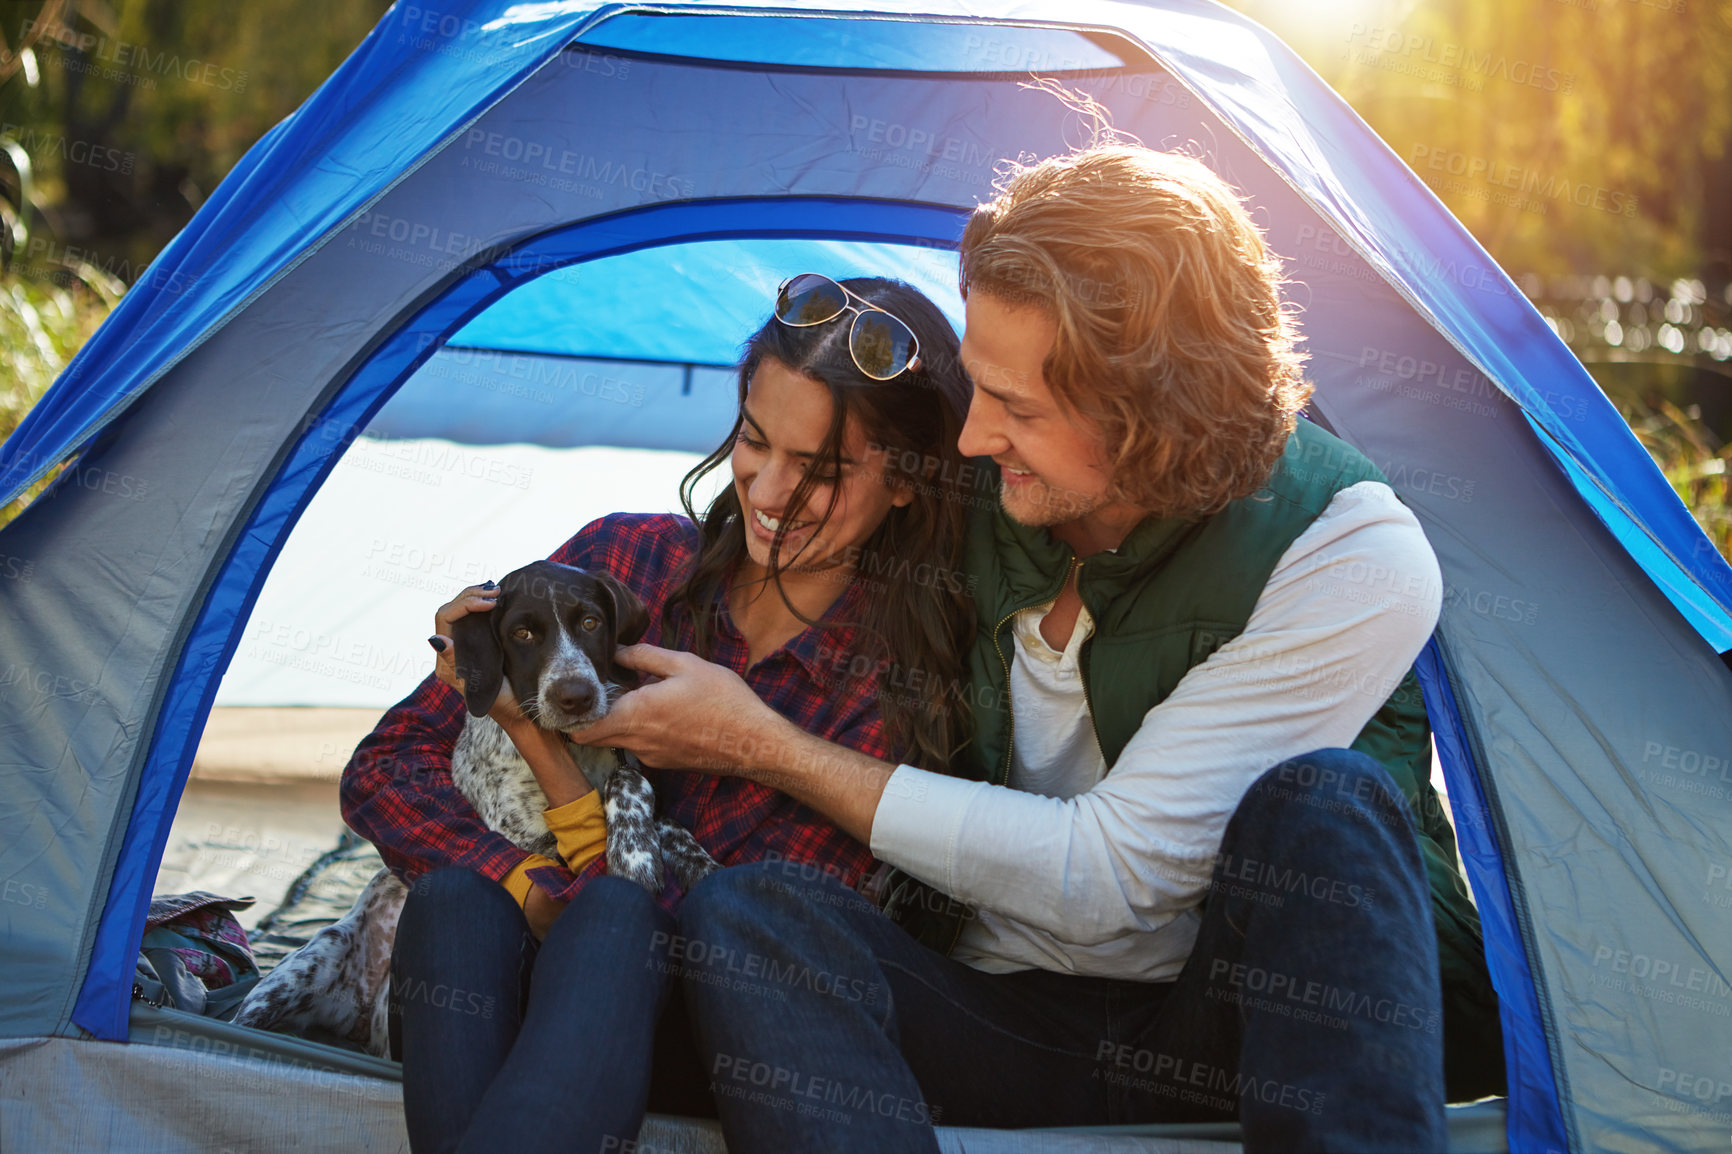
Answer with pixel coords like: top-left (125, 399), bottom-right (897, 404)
top-left (0, 1026), bottom-right (1509, 1152)
top-left (115, 800), bottom-right (1511, 1152)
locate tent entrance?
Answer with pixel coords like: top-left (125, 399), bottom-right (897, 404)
top-left (73, 198), bottom-right (969, 1041)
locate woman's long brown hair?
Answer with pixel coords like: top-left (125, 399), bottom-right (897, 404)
top-left (661, 277), bottom-right (977, 771)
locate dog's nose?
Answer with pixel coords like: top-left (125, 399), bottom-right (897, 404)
top-left (551, 679), bottom-right (597, 717)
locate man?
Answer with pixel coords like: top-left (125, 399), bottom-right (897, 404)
top-left (575, 145), bottom-right (1501, 1152)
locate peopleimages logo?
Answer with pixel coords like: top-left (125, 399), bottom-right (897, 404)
top-left (21, 19), bottom-right (248, 91)
top-left (1346, 25), bottom-right (1575, 92)
top-left (848, 115), bottom-right (994, 170)
top-left (1411, 145), bottom-right (1638, 218)
top-left (0, 124), bottom-right (133, 172)
top-left (460, 130), bottom-right (697, 200)
top-left (1588, 941), bottom-right (1732, 1016)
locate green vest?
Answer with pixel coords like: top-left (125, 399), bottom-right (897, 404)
top-left (883, 420), bottom-right (1501, 1094)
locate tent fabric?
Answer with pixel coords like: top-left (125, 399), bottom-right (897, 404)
top-left (447, 237), bottom-right (966, 367)
top-left (0, 1034), bottom-right (1510, 1153)
top-left (0, 1036), bottom-right (418, 1154)
top-left (0, 4), bottom-right (1728, 1152)
top-left (0, 1034), bottom-right (733, 1154)
top-left (580, 14), bottom-right (1130, 71)
top-left (71, 195), bottom-right (977, 1045)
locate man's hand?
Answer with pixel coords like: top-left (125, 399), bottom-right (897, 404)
top-left (570, 644), bottom-right (898, 844)
top-left (523, 883), bottom-right (567, 941)
top-left (567, 644), bottom-right (795, 773)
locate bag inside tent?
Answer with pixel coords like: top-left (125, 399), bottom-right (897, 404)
top-left (2, 4), bottom-right (1730, 1153)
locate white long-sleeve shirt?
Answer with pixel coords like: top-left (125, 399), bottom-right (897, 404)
top-left (868, 480), bottom-right (1443, 981)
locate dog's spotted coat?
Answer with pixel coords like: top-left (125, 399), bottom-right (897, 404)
top-left (234, 561), bottom-right (718, 1056)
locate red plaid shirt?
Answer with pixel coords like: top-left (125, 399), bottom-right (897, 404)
top-left (340, 513), bottom-right (884, 905)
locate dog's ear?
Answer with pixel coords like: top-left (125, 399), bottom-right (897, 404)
top-left (450, 607), bottom-right (506, 718)
top-left (593, 570), bottom-right (649, 647)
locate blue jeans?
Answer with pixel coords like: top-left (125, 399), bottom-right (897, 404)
top-left (677, 749), bottom-right (1448, 1153)
top-left (391, 869), bottom-right (715, 1154)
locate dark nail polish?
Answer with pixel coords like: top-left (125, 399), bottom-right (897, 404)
top-left (427, 636), bottom-right (447, 653)
top-left (481, 580), bottom-right (498, 590)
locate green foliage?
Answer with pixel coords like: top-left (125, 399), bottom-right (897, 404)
top-left (0, 266), bottom-right (113, 527)
top-left (1229, 0), bottom-right (1732, 281)
top-left (1622, 398), bottom-right (1732, 561)
top-left (0, 0), bottom-right (384, 526)
top-left (1223, 0), bottom-right (1732, 559)
top-left (1, 0), bottom-right (392, 276)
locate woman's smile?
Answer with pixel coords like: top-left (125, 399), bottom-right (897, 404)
top-left (748, 507), bottom-right (814, 541)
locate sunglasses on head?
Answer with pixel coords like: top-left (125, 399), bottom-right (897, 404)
top-left (774, 273), bottom-right (922, 381)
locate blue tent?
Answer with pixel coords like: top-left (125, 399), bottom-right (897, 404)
top-left (2, 3), bottom-right (1729, 1150)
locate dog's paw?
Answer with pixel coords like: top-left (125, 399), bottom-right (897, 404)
top-left (604, 766), bottom-right (665, 893)
top-left (607, 839), bottom-right (666, 894)
top-left (673, 854), bottom-right (720, 890)
top-left (657, 816), bottom-right (720, 890)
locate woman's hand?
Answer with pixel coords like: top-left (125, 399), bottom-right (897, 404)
top-left (429, 581), bottom-right (524, 727)
top-left (566, 644), bottom-right (795, 773)
top-left (523, 884), bottom-right (567, 941)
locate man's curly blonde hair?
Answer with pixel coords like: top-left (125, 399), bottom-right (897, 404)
top-left (959, 145), bottom-right (1311, 519)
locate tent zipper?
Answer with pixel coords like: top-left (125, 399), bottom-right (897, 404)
top-left (131, 981), bottom-right (167, 1010)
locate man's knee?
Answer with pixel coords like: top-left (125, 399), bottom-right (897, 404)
top-left (679, 860), bottom-right (879, 956)
top-left (681, 861), bottom-right (787, 937)
top-left (1245, 748), bottom-right (1410, 827)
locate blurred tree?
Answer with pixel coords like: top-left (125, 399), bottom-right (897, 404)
top-left (0, 0), bottom-right (390, 279)
top-left (0, 0), bottom-right (386, 525)
top-left (1227, 0), bottom-right (1732, 450)
top-left (1227, 0), bottom-right (1732, 283)
top-left (1623, 397), bottom-right (1732, 558)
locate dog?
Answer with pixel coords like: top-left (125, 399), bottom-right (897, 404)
top-left (233, 561), bottom-right (718, 1057)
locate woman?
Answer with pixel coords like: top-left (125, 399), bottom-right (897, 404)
top-left (338, 274), bottom-right (978, 1154)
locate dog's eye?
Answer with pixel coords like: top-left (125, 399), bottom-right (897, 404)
top-left (511, 627), bottom-right (534, 642)
top-left (580, 615), bottom-right (601, 632)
